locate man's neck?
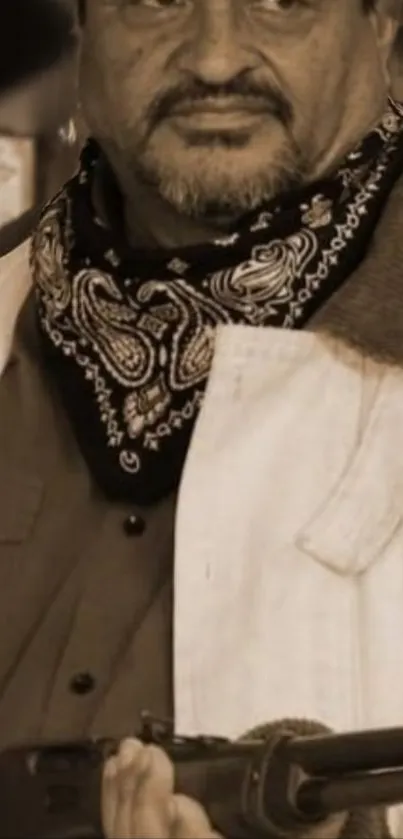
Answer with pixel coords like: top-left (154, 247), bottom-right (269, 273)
top-left (93, 163), bottom-right (235, 250)
top-left (124, 187), bottom-right (233, 250)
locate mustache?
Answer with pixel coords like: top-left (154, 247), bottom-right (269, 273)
top-left (146, 78), bottom-right (293, 129)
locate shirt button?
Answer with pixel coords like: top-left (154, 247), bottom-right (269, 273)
top-left (69, 672), bottom-right (96, 695)
top-left (123, 514), bottom-right (146, 536)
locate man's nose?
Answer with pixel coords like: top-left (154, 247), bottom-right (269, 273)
top-left (178, 0), bottom-right (259, 86)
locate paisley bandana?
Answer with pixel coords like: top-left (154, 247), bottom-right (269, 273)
top-left (31, 100), bottom-right (403, 505)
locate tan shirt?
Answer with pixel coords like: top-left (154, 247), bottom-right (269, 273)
top-left (0, 248), bottom-right (175, 745)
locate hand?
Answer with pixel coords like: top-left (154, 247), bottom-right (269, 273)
top-left (102, 738), bottom-right (223, 839)
top-left (299, 817), bottom-right (347, 839)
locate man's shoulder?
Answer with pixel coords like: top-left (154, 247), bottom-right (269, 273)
top-left (0, 239), bottom-right (32, 378)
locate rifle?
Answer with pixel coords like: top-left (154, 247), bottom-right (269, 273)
top-left (0, 713), bottom-right (403, 839)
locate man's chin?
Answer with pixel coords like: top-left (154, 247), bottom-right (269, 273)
top-left (138, 125), bottom-right (304, 216)
top-left (153, 162), bottom-right (298, 219)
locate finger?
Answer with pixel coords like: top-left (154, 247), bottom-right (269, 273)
top-left (101, 739), bottom-right (148, 839)
top-left (302, 811), bottom-right (348, 839)
top-left (113, 739), bottom-right (150, 839)
top-left (170, 794), bottom-right (223, 839)
top-left (101, 755), bottom-right (118, 839)
top-left (132, 744), bottom-right (174, 838)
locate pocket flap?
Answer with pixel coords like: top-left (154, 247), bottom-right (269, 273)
top-left (296, 370), bottom-right (403, 576)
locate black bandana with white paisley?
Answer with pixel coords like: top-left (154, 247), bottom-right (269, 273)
top-left (31, 100), bottom-right (403, 504)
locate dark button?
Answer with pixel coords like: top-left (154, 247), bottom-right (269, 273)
top-left (123, 514), bottom-right (146, 536)
top-left (69, 672), bottom-right (96, 695)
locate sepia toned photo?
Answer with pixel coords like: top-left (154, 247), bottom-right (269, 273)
top-left (1, 3), bottom-right (403, 838)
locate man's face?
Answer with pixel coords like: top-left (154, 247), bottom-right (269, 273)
top-left (78, 0), bottom-right (395, 219)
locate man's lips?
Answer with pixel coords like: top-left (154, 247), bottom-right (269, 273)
top-left (166, 98), bottom-right (271, 131)
top-left (168, 97), bottom-right (271, 116)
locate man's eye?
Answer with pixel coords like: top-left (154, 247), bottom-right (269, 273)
top-left (129, 0), bottom-right (188, 7)
top-left (256, 0), bottom-right (301, 8)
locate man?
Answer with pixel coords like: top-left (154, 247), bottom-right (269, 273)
top-left (0, 0), bottom-right (403, 836)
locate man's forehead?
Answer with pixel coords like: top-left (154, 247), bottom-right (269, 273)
top-left (80, 0), bottom-right (403, 24)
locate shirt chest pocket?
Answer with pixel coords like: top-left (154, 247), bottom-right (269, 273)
top-left (296, 367), bottom-right (403, 576)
